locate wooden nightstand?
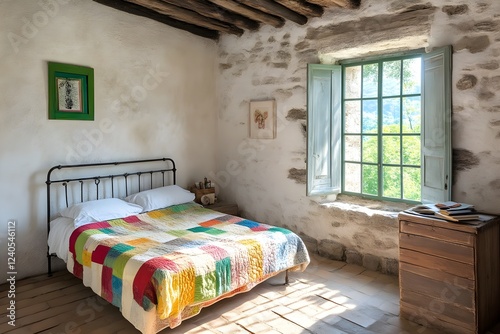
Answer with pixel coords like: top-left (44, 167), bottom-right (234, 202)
top-left (398, 212), bottom-right (500, 334)
top-left (203, 202), bottom-right (239, 216)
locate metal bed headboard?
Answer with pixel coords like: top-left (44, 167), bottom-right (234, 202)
top-left (46, 157), bottom-right (176, 276)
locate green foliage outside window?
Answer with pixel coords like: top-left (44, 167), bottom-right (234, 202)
top-left (343, 56), bottom-right (422, 202)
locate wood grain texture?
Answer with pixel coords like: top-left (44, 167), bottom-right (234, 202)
top-left (93, 0), bottom-right (220, 39)
top-left (400, 220), bottom-right (474, 246)
top-left (400, 232), bottom-right (474, 264)
top-left (399, 214), bottom-right (500, 334)
top-left (126, 0), bottom-right (245, 35)
top-left (93, 0), bottom-right (362, 39)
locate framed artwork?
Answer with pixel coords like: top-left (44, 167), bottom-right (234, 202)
top-left (249, 99), bottom-right (276, 139)
top-left (48, 62), bottom-right (94, 120)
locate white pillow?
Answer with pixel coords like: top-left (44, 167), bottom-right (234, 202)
top-left (125, 185), bottom-right (195, 212)
top-left (60, 198), bottom-right (143, 228)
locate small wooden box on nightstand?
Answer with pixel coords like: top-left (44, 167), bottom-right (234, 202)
top-left (203, 202), bottom-right (239, 216)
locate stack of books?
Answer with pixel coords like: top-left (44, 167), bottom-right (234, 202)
top-left (407, 201), bottom-right (479, 223)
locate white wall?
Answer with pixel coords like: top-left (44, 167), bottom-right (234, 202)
top-left (0, 0), bottom-right (218, 281)
top-left (216, 0), bottom-right (500, 269)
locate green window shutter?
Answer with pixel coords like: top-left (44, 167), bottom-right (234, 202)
top-left (307, 64), bottom-right (342, 196)
top-left (421, 46), bottom-right (452, 203)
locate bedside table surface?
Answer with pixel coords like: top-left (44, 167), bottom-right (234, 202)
top-left (203, 202), bottom-right (238, 216)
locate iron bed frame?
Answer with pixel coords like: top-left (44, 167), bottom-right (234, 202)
top-left (45, 157), bottom-right (290, 285)
top-left (46, 157), bottom-right (176, 276)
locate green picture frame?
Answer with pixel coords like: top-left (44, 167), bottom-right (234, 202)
top-left (48, 62), bottom-right (94, 120)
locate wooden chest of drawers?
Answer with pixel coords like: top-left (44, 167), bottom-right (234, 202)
top-left (398, 212), bottom-right (500, 334)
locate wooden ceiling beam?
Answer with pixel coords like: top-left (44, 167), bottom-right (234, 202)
top-left (306, 0), bottom-right (361, 9)
top-left (273, 0), bottom-right (323, 18)
top-left (207, 0), bottom-right (285, 28)
top-left (125, 0), bottom-right (245, 36)
top-left (235, 0), bottom-right (308, 25)
top-left (93, 0), bottom-right (219, 40)
top-left (158, 0), bottom-right (260, 31)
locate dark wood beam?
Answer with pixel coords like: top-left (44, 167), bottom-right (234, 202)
top-left (126, 0), bottom-right (244, 36)
top-left (234, 0), bottom-right (308, 25)
top-left (306, 0), bottom-right (361, 9)
top-left (207, 0), bottom-right (285, 28)
top-left (274, 0), bottom-right (323, 17)
top-left (93, 0), bottom-right (219, 40)
top-left (158, 0), bottom-right (260, 31)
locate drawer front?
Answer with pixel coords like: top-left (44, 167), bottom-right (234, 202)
top-left (400, 301), bottom-right (475, 334)
top-left (400, 262), bottom-right (474, 290)
top-left (400, 232), bottom-right (474, 265)
top-left (400, 220), bottom-right (474, 246)
top-left (401, 289), bottom-right (476, 331)
top-left (400, 269), bottom-right (475, 309)
top-left (399, 248), bottom-right (475, 280)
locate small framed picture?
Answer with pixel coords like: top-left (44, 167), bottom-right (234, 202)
top-left (249, 99), bottom-right (276, 139)
top-left (48, 62), bottom-right (94, 120)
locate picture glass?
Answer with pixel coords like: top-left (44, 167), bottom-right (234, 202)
top-left (249, 100), bottom-right (276, 139)
top-left (57, 78), bottom-right (82, 112)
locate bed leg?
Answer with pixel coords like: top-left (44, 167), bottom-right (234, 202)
top-left (285, 270), bottom-right (289, 285)
top-left (47, 254), bottom-right (52, 277)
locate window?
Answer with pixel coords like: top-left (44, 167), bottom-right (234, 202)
top-left (307, 46), bottom-right (452, 204)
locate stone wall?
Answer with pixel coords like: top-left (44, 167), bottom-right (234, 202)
top-left (216, 0), bottom-right (500, 275)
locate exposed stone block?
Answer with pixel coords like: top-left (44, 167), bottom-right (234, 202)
top-left (286, 108), bottom-right (306, 121)
top-left (345, 249), bottom-right (362, 265)
top-left (453, 149), bottom-right (480, 171)
top-left (288, 168), bottom-right (306, 184)
top-left (276, 50), bottom-right (292, 62)
top-left (362, 254), bottom-right (381, 272)
top-left (456, 74), bottom-right (477, 90)
top-left (455, 35), bottom-right (490, 53)
top-left (300, 233), bottom-right (318, 253)
top-left (318, 239), bottom-right (344, 261)
top-left (271, 62), bottom-right (288, 69)
top-left (300, 4), bottom-right (435, 57)
top-left (219, 63), bottom-right (232, 70)
top-left (442, 4), bottom-right (468, 16)
top-left (381, 257), bottom-right (399, 276)
top-left (479, 61), bottom-right (500, 70)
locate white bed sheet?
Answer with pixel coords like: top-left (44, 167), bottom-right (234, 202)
top-left (48, 217), bottom-right (75, 263)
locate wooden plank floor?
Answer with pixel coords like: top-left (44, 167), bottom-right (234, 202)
top-left (1, 253), bottom-right (499, 334)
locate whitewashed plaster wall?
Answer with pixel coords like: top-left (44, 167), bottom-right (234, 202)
top-left (216, 0), bottom-right (500, 273)
top-left (0, 0), bottom-right (217, 281)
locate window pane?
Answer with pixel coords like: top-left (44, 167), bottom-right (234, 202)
top-left (345, 66), bottom-right (361, 99)
top-left (403, 58), bottom-right (421, 95)
top-left (403, 167), bottom-right (421, 201)
top-left (383, 98), bottom-right (400, 133)
top-left (403, 136), bottom-right (420, 165)
top-left (345, 163), bottom-right (361, 193)
top-left (362, 135), bottom-right (377, 163)
top-left (383, 166), bottom-right (401, 198)
top-left (345, 135), bottom-right (361, 162)
top-left (363, 63), bottom-right (378, 98)
top-left (402, 96), bottom-right (421, 133)
top-left (382, 60), bottom-right (401, 97)
top-left (362, 164), bottom-right (378, 195)
top-left (362, 100), bottom-right (378, 133)
top-left (383, 136), bottom-right (400, 164)
top-left (345, 100), bottom-right (361, 133)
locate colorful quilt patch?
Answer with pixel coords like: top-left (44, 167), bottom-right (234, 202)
top-left (68, 202), bottom-right (310, 329)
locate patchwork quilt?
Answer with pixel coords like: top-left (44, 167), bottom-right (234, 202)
top-left (67, 202), bottom-right (310, 333)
